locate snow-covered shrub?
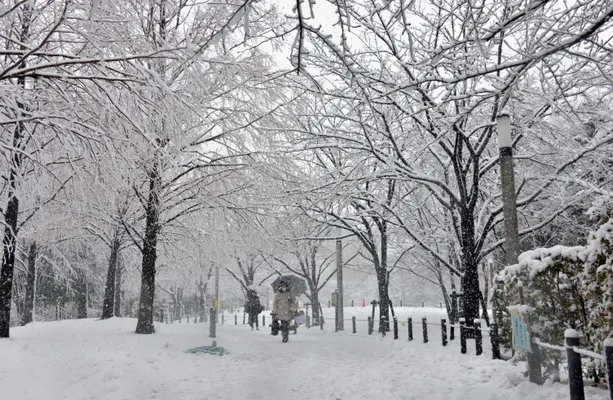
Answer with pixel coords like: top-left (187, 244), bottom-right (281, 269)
top-left (494, 218), bottom-right (613, 378)
top-left (582, 219), bottom-right (613, 353)
top-left (494, 246), bottom-right (587, 376)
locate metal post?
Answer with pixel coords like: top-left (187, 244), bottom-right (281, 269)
top-left (368, 316), bottom-right (373, 335)
top-left (460, 318), bottom-right (467, 354)
top-left (209, 308), bottom-right (216, 338)
top-left (408, 318), bottom-right (413, 341)
top-left (422, 318), bottom-right (428, 343)
top-left (243, 313), bottom-right (246, 325)
top-left (441, 319), bottom-right (447, 346)
top-left (566, 330), bottom-right (584, 400)
top-left (320, 316), bottom-right (324, 330)
top-left (351, 300), bottom-right (354, 307)
top-left (475, 322), bottom-right (483, 356)
top-left (352, 316), bottom-right (356, 334)
top-left (393, 317), bottom-right (398, 340)
top-left (235, 314), bottom-right (237, 325)
top-left (604, 339), bottom-right (613, 400)
top-left (221, 313), bottom-right (224, 325)
top-left (262, 314), bottom-right (266, 327)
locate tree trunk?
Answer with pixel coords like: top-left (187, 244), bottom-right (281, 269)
top-left (460, 211), bottom-right (480, 325)
top-left (135, 157), bottom-right (161, 334)
top-left (199, 288), bottom-right (205, 323)
top-left (0, 111), bottom-right (25, 338)
top-left (173, 287), bottom-right (183, 322)
top-left (378, 219), bottom-right (390, 332)
top-left (21, 241), bottom-right (37, 326)
top-left (114, 259), bottom-right (122, 317)
top-left (101, 237), bottom-right (120, 319)
top-left (75, 269), bottom-right (88, 319)
top-left (310, 291), bottom-right (321, 324)
top-left (437, 269), bottom-right (452, 322)
top-left (376, 269), bottom-right (391, 332)
top-left (481, 262), bottom-right (490, 315)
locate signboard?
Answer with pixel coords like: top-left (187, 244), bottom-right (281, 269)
top-left (331, 291), bottom-right (338, 307)
top-left (510, 308), bottom-right (532, 352)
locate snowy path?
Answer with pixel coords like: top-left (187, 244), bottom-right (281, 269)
top-left (1, 318), bottom-right (608, 400)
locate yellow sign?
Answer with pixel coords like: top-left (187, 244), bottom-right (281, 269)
top-left (215, 300), bottom-right (221, 308)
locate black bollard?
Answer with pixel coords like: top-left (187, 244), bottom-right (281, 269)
top-left (320, 316), bottom-right (324, 330)
top-left (491, 323), bottom-right (501, 360)
top-left (368, 316), bottom-right (373, 335)
top-left (393, 317), bottom-right (398, 340)
top-left (475, 322), bottom-right (482, 356)
top-left (605, 339), bottom-right (613, 400)
top-left (352, 300), bottom-right (354, 307)
top-left (243, 313), bottom-right (246, 325)
top-left (422, 318), bottom-right (428, 343)
top-left (352, 316), bottom-right (356, 334)
top-left (566, 330), bottom-right (584, 400)
top-left (460, 319), bottom-right (467, 354)
top-left (441, 319), bottom-right (447, 346)
top-left (221, 314), bottom-right (224, 325)
top-left (262, 315), bottom-right (266, 327)
top-left (235, 315), bottom-right (237, 325)
top-left (450, 324), bottom-right (455, 341)
top-left (408, 318), bottom-right (413, 341)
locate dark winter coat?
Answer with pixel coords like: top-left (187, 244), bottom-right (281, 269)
top-left (245, 292), bottom-right (263, 315)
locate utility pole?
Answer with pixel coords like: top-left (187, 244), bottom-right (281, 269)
top-left (497, 114), bottom-right (521, 266)
top-left (210, 264), bottom-right (219, 340)
top-left (498, 114), bottom-right (541, 383)
top-left (215, 264), bottom-right (220, 323)
top-left (336, 227), bottom-right (344, 331)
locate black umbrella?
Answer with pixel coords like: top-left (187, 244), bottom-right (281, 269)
top-left (271, 275), bottom-right (307, 295)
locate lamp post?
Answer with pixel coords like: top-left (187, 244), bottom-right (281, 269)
top-left (497, 114), bottom-right (521, 266)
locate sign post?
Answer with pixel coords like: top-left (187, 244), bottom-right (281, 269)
top-left (509, 308), bottom-right (532, 352)
top-left (510, 282), bottom-right (542, 384)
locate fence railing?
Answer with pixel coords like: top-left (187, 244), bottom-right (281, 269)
top-left (527, 329), bottom-right (613, 400)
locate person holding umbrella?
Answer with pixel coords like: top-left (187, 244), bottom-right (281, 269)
top-left (272, 279), bottom-right (297, 343)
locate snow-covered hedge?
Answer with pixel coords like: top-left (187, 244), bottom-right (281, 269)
top-left (494, 218), bottom-right (613, 376)
top-left (582, 220), bottom-right (613, 353)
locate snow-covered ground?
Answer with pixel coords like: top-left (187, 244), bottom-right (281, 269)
top-left (1, 316), bottom-right (608, 400)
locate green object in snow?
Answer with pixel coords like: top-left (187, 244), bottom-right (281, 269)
top-left (185, 345), bottom-right (229, 356)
